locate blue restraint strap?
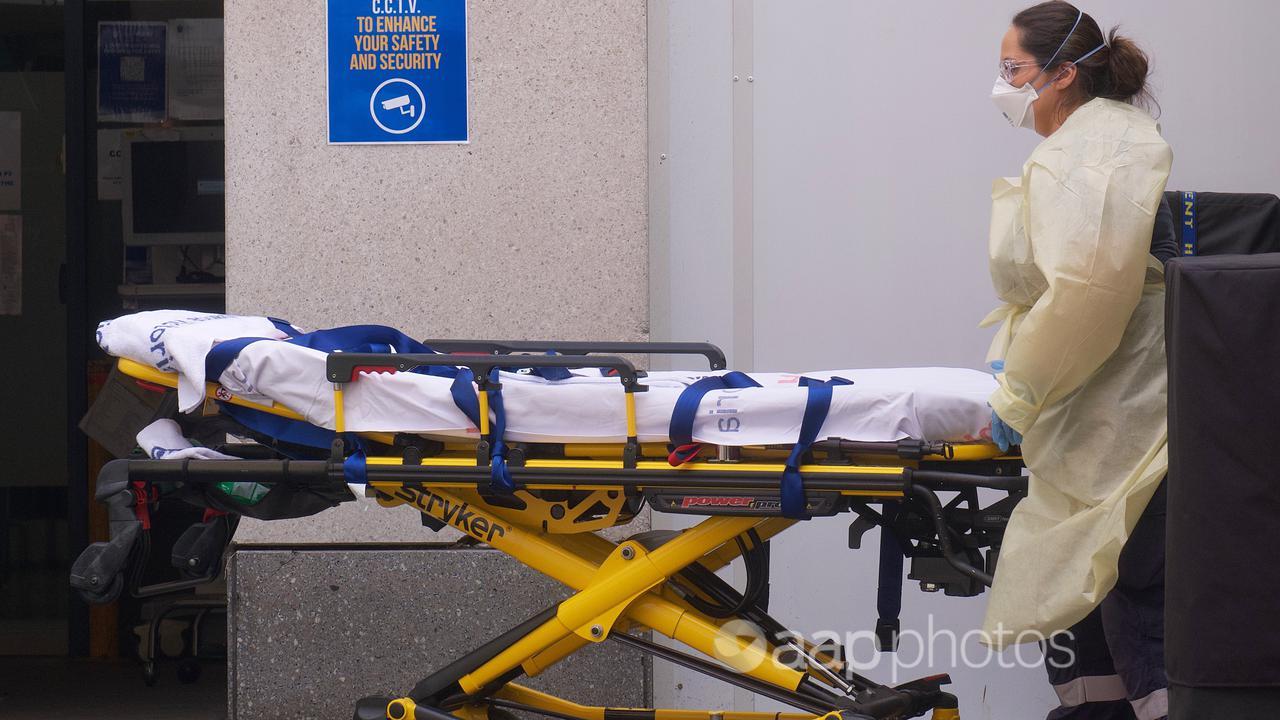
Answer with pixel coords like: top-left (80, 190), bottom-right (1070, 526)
top-left (781, 376), bottom-right (853, 519)
top-left (205, 337), bottom-right (273, 384)
top-left (343, 448), bottom-right (367, 485)
top-left (205, 324), bottom-right (451, 384)
top-left (219, 402), bottom-right (337, 452)
top-left (448, 367), bottom-right (482, 428)
top-left (267, 317), bottom-right (301, 337)
top-left (517, 352), bottom-right (572, 381)
top-left (204, 325), bottom-right (467, 459)
top-left (442, 366), bottom-right (512, 493)
top-left (668, 371), bottom-right (762, 447)
top-left (283, 324), bottom-right (435, 357)
top-left (486, 368), bottom-right (514, 493)
top-left (876, 502), bottom-right (904, 651)
top-left (1181, 191), bottom-right (1198, 256)
top-left (205, 324), bottom-right (600, 493)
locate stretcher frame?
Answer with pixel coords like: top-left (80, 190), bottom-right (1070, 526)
top-left (105, 340), bottom-right (1026, 720)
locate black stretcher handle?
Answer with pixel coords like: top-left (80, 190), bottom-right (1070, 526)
top-left (911, 470), bottom-right (1027, 493)
top-left (420, 339), bottom-right (727, 371)
top-left (325, 352), bottom-right (646, 391)
top-left (128, 459), bottom-right (335, 484)
top-left (911, 483), bottom-right (995, 587)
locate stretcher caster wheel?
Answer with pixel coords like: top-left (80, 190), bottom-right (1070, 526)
top-left (353, 696), bottom-right (396, 720)
top-left (177, 658), bottom-right (202, 684)
top-left (143, 661), bottom-right (157, 687)
top-left (82, 574), bottom-right (124, 605)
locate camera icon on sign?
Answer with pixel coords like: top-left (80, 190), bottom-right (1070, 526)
top-left (380, 95), bottom-right (415, 118)
top-left (369, 78), bottom-right (426, 135)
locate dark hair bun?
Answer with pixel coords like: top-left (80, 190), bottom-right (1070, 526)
top-left (1102, 28), bottom-right (1151, 105)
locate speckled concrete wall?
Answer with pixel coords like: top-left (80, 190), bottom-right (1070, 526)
top-left (230, 549), bottom-right (651, 720)
top-left (224, 0), bottom-right (648, 341)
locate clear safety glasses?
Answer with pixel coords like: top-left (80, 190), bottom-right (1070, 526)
top-left (998, 58), bottom-right (1041, 83)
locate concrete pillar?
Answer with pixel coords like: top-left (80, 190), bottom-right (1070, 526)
top-left (222, 1), bottom-right (650, 716)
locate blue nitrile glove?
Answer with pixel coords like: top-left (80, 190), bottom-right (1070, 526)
top-left (990, 409), bottom-right (1022, 453)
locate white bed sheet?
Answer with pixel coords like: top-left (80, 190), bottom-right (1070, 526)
top-left (101, 311), bottom-right (998, 445)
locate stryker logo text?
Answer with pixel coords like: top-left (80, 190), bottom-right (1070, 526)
top-left (394, 486), bottom-right (507, 543)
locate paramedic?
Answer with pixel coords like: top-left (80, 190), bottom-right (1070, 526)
top-left (982, 3), bottom-right (1171, 719)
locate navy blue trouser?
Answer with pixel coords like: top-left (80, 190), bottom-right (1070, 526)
top-left (1043, 482), bottom-right (1168, 720)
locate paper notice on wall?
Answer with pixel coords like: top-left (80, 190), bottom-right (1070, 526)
top-left (98, 21), bottom-right (167, 123)
top-left (0, 112), bottom-right (19, 211)
top-left (167, 19), bottom-right (224, 120)
top-left (0, 215), bottom-right (20, 315)
top-left (97, 129), bottom-right (127, 200)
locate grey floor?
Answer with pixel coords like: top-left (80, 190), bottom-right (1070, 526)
top-left (0, 656), bottom-right (225, 720)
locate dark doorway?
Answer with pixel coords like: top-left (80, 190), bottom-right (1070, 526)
top-left (2, 4), bottom-right (227, 710)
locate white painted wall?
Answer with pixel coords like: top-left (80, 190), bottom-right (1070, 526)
top-left (651, 3), bottom-right (740, 705)
top-left (653, 0), bottom-right (1280, 717)
top-left (653, 0), bottom-right (736, 369)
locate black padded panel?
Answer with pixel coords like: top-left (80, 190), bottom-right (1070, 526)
top-left (1164, 191), bottom-right (1280, 257)
top-left (1165, 254), bottom-right (1280, 687)
top-left (1170, 685), bottom-right (1280, 720)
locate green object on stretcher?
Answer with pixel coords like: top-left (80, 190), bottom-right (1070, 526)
top-left (217, 481), bottom-right (271, 505)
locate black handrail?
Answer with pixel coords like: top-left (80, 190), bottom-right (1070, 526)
top-left (420, 339), bottom-right (727, 371)
top-left (124, 458), bottom-right (1019, 499)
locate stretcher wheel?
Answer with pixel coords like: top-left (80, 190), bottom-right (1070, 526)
top-left (177, 658), bottom-right (202, 684)
top-left (83, 574), bottom-right (124, 605)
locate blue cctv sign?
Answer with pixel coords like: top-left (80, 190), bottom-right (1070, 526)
top-left (326, 0), bottom-right (468, 144)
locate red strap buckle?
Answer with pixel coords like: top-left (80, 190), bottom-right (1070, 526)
top-left (130, 480), bottom-right (157, 530)
top-left (667, 443), bottom-right (703, 467)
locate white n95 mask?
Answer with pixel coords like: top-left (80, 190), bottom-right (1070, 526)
top-left (991, 76), bottom-right (1039, 130)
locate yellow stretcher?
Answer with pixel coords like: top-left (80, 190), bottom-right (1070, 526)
top-left (82, 342), bottom-right (1027, 720)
